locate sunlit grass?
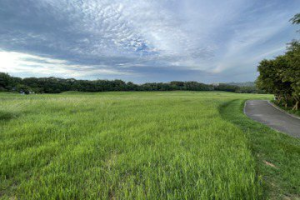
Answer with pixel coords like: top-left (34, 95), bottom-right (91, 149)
top-left (0, 91), bottom-right (274, 199)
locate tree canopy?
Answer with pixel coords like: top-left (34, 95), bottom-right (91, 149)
top-left (256, 14), bottom-right (300, 110)
top-left (0, 72), bottom-right (261, 94)
top-left (291, 13), bottom-right (300, 24)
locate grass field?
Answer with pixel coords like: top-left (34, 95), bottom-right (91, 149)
top-left (0, 91), bottom-right (299, 199)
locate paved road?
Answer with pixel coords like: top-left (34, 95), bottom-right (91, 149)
top-left (245, 100), bottom-right (300, 138)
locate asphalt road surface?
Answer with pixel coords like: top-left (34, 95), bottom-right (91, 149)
top-left (245, 100), bottom-right (300, 138)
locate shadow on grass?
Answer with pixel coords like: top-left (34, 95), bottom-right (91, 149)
top-left (219, 100), bottom-right (300, 200)
top-left (0, 111), bottom-right (20, 121)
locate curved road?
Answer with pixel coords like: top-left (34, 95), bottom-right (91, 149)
top-left (245, 100), bottom-right (300, 138)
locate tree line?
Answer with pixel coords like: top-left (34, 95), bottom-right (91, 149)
top-left (0, 72), bottom-right (260, 94)
top-left (256, 14), bottom-right (300, 110)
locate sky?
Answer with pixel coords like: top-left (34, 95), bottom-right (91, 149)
top-left (0, 0), bottom-right (299, 83)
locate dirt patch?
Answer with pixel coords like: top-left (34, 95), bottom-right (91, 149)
top-left (263, 160), bottom-right (278, 169)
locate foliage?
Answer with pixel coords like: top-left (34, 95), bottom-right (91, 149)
top-left (214, 84), bottom-right (239, 92)
top-left (0, 73), bottom-right (22, 91)
top-left (285, 41), bottom-right (300, 107)
top-left (291, 13), bottom-right (300, 25)
top-left (0, 72), bottom-right (261, 94)
top-left (15, 84), bottom-right (33, 94)
top-left (256, 57), bottom-right (294, 107)
top-left (256, 13), bottom-right (300, 110)
top-left (237, 86), bottom-right (261, 93)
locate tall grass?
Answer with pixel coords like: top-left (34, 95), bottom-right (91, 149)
top-left (220, 100), bottom-right (300, 199)
top-left (0, 92), bottom-right (271, 199)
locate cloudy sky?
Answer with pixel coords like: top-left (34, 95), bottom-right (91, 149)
top-left (0, 0), bottom-right (299, 83)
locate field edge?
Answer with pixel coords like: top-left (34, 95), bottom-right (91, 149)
top-left (219, 99), bottom-right (300, 200)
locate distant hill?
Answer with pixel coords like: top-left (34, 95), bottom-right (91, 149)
top-left (224, 82), bottom-right (256, 87)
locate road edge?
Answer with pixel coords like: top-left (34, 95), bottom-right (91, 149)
top-left (244, 100), bottom-right (282, 134)
top-left (267, 100), bottom-right (300, 120)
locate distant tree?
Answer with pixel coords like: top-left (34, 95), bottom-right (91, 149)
top-left (0, 73), bottom-right (22, 91)
top-left (15, 84), bottom-right (32, 94)
top-left (214, 84), bottom-right (239, 92)
top-left (1, 72), bottom-right (262, 94)
top-left (0, 73), bottom-right (11, 91)
top-left (170, 81), bottom-right (185, 90)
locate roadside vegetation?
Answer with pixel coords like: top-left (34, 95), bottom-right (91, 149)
top-left (256, 14), bottom-right (300, 111)
top-left (271, 101), bottom-right (300, 117)
top-left (220, 100), bottom-right (300, 199)
top-left (0, 91), bottom-right (276, 199)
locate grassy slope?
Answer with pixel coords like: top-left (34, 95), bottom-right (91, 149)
top-left (1, 91), bottom-right (297, 199)
top-left (220, 100), bottom-right (300, 199)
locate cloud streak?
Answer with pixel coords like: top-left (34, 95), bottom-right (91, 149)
top-left (0, 0), bottom-right (299, 83)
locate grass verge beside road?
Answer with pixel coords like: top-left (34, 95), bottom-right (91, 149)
top-left (220, 100), bottom-right (300, 199)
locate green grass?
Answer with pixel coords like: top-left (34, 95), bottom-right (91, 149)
top-left (0, 91), bottom-right (298, 199)
top-left (220, 100), bottom-right (300, 199)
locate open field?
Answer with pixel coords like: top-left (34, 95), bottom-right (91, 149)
top-left (0, 92), bottom-right (299, 199)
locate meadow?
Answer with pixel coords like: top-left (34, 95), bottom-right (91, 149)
top-left (0, 91), bottom-right (299, 199)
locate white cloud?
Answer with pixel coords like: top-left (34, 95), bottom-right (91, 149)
top-left (211, 10), bottom-right (294, 73)
top-left (0, 50), bottom-right (131, 78)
